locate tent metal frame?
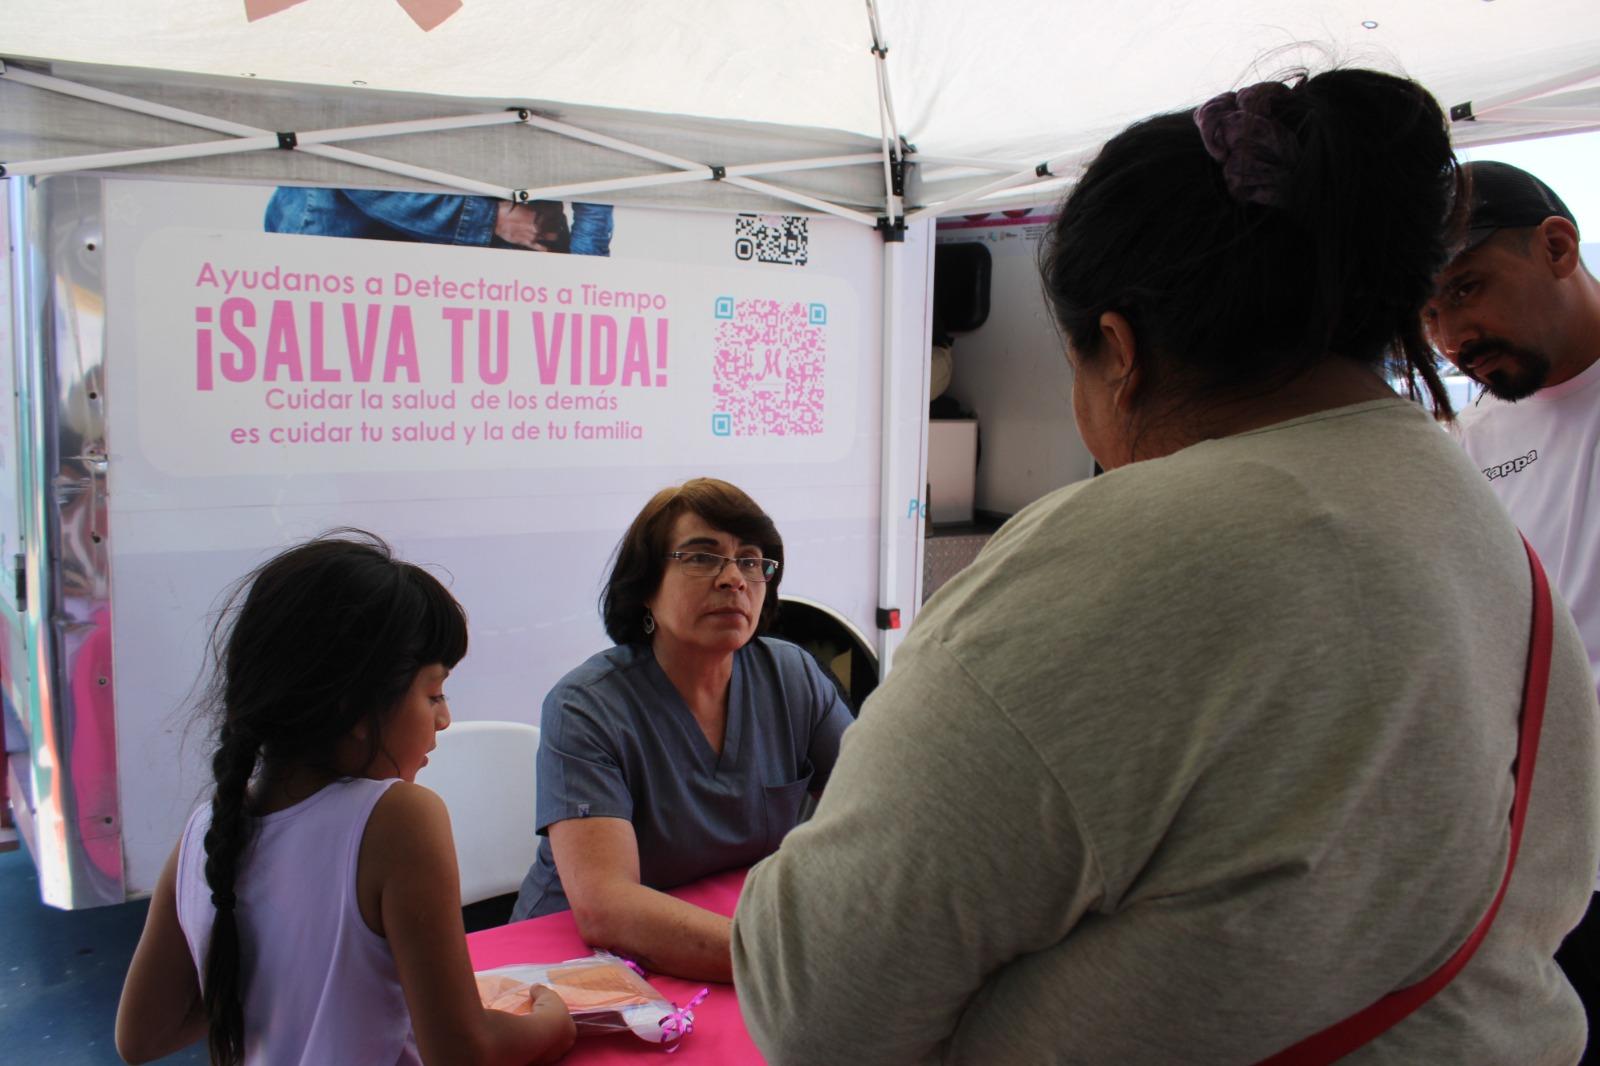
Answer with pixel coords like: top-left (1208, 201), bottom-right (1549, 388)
top-left (5, 41), bottom-right (1600, 224)
top-left (0, 61), bottom-right (889, 227)
top-left (866, 0), bottom-right (913, 675)
top-left (1450, 61), bottom-right (1600, 123)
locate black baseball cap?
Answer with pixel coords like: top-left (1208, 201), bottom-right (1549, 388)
top-left (1462, 160), bottom-right (1578, 250)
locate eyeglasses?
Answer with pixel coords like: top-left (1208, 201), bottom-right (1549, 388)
top-left (667, 551), bottom-right (780, 582)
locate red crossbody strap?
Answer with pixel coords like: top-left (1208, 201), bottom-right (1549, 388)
top-left (1256, 535), bottom-right (1554, 1066)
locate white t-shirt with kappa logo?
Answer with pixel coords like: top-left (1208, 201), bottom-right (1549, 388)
top-left (1456, 355), bottom-right (1600, 888)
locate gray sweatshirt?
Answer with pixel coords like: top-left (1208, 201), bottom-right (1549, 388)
top-left (733, 398), bottom-right (1600, 1065)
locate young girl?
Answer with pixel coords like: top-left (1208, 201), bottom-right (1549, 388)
top-left (115, 532), bottom-right (575, 1066)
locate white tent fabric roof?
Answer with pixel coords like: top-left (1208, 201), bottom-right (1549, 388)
top-left (887, 0), bottom-right (1600, 162)
top-left (2, 0), bottom-right (883, 141)
top-left (5, 0), bottom-right (1600, 202)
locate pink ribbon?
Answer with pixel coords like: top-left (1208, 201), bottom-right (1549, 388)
top-left (244, 0), bottom-right (462, 31)
top-left (659, 987), bottom-right (710, 1052)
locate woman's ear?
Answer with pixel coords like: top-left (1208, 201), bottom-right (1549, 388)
top-left (1097, 311), bottom-right (1143, 412)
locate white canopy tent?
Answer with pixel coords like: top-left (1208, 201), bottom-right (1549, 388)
top-left (4, 0), bottom-right (1600, 217)
top-left (4, 0), bottom-right (1600, 911)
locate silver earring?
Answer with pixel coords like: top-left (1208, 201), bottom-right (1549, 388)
top-left (643, 609), bottom-right (655, 635)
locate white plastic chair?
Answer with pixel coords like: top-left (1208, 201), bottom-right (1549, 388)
top-left (414, 720), bottom-right (540, 906)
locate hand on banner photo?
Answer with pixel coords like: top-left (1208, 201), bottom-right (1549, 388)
top-left (264, 188), bottom-right (612, 257)
top-left (495, 201), bottom-right (571, 253)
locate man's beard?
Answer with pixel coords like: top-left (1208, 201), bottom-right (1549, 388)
top-left (1458, 337), bottom-right (1552, 402)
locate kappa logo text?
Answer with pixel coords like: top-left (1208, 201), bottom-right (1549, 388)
top-left (1484, 449), bottom-right (1538, 481)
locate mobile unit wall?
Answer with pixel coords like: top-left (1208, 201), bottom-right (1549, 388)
top-left (931, 208), bottom-right (1097, 518)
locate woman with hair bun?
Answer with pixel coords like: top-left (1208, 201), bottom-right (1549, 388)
top-left (733, 69), bottom-right (1600, 1064)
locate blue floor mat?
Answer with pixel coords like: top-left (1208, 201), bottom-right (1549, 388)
top-left (0, 846), bottom-right (204, 1065)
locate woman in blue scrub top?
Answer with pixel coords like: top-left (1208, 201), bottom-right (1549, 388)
top-left (510, 478), bottom-right (854, 981)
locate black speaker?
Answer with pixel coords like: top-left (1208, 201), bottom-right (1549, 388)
top-left (934, 242), bottom-right (992, 333)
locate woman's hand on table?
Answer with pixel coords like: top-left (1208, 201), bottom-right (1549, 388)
top-left (550, 816), bottom-right (734, 983)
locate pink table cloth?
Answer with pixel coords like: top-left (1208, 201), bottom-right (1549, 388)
top-left (466, 868), bottom-right (763, 1064)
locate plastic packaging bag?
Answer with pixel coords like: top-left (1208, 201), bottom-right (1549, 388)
top-left (475, 952), bottom-right (702, 1046)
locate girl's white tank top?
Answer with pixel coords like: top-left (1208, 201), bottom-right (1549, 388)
top-left (176, 776), bottom-right (420, 1066)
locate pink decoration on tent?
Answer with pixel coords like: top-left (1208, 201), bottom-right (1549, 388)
top-left (244, 0), bottom-right (462, 31)
top-left (243, 0), bottom-right (309, 21)
top-left (396, 0), bottom-right (463, 31)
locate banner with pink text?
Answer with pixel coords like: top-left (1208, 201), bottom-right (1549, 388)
top-left (111, 181), bottom-right (869, 485)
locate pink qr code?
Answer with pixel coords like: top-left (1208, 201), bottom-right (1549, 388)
top-left (712, 299), bottom-right (826, 436)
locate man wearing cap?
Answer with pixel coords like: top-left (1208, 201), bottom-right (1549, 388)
top-left (1425, 159), bottom-right (1600, 1058)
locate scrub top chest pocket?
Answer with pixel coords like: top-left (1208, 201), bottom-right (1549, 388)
top-left (761, 761), bottom-right (815, 853)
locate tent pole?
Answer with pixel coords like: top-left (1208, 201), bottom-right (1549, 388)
top-left (1463, 106), bottom-right (1600, 125)
top-left (1454, 61), bottom-right (1600, 120)
top-left (720, 176), bottom-right (879, 227)
top-left (5, 135), bottom-right (283, 177)
top-left (864, 0), bottom-right (904, 223)
top-left (291, 148), bottom-right (510, 197)
top-left (864, 0), bottom-right (909, 677)
top-left (872, 59), bottom-right (898, 220)
top-left (0, 65), bottom-right (887, 215)
top-left (513, 170), bottom-right (711, 202)
top-left (905, 169), bottom-right (1035, 219)
top-left (877, 229), bottom-right (902, 680)
top-left (0, 65), bottom-right (513, 197)
top-left (4, 110), bottom-right (524, 180)
top-left (294, 111), bottom-right (526, 142)
top-left (723, 154), bottom-right (885, 177)
top-left (515, 113), bottom-right (709, 172)
top-left (1453, 120), bottom-right (1600, 150)
top-left (516, 118), bottom-right (892, 219)
top-left (906, 145), bottom-right (1094, 221)
top-left (914, 155), bottom-right (1027, 174)
top-left (521, 157), bottom-right (890, 214)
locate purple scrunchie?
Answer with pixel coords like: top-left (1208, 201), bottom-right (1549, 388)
top-left (1194, 81), bottom-right (1300, 208)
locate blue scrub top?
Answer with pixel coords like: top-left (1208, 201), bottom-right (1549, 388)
top-left (511, 637), bottom-right (853, 920)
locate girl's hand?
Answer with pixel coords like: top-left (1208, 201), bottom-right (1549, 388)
top-left (526, 984), bottom-right (577, 1062)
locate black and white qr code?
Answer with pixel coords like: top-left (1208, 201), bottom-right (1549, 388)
top-left (733, 214), bottom-right (809, 266)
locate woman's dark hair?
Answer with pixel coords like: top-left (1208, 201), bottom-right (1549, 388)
top-left (198, 530), bottom-right (467, 1066)
top-left (601, 478), bottom-right (783, 645)
top-left (1040, 67), bottom-right (1465, 421)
